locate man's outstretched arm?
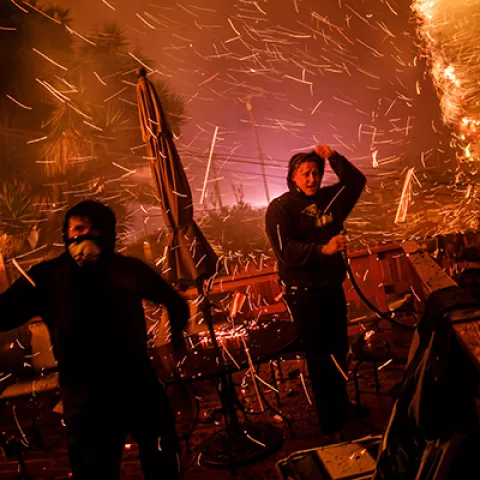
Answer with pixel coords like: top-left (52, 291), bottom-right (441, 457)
top-left (139, 261), bottom-right (190, 341)
top-left (0, 270), bottom-right (42, 331)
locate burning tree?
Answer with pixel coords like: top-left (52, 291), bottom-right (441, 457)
top-left (412, 0), bottom-right (480, 232)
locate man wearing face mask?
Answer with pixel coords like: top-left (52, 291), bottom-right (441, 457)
top-left (0, 200), bottom-right (189, 479)
top-left (265, 144), bottom-right (366, 435)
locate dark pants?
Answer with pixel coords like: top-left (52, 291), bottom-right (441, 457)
top-left (284, 284), bottom-right (349, 432)
top-left (64, 382), bottom-right (180, 480)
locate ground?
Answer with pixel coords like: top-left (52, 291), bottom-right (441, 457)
top-left (0, 322), bottom-right (412, 479)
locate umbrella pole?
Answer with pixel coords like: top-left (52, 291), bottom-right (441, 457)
top-left (199, 289), bottom-right (240, 470)
top-left (199, 289), bottom-right (240, 428)
top-left (198, 285), bottom-right (283, 469)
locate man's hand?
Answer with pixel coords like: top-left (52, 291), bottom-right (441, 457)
top-left (314, 144), bottom-right (335, 160)
top-left (321, 234), bottom-right (348, 256)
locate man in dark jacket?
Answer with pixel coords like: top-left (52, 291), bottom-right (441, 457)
top-left (265, 144), bottom-right (366, 434)
top-left (0, 201), bottom-right (189, 479)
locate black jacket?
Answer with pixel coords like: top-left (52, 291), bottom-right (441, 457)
top-left (265, 152), bottom-right (366, 287)
top-left (0, 253), bottom-right (189, 411)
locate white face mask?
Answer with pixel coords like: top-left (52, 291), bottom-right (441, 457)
top-left (68, 239), bottom-right (102, 267)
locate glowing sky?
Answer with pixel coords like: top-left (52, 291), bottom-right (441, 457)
top-left (57, 0), bottom-right (452, 209)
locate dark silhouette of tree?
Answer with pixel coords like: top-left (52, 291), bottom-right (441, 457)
top-left (0, 3), bottom-right (186, 258)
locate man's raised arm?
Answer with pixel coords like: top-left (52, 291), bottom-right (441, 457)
top-left (316, 146), bottom-right (366, 221)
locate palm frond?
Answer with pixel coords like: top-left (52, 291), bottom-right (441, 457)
top-left (0, 180), bottom-right (40, 232)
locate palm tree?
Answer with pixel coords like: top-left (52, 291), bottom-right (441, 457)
top-left (0, 179), bottom-right (42, 258)
top-left (0, 9), bottom-right (188, 256)
top-left (0, 4), bottom-right (75, 258)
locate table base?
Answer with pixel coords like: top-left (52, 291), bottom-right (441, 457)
top-left (200, 421), bottom-right (283, 468)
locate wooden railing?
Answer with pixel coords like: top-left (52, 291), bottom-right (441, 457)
top-left (401, 241), bottom-right (456, 295)
top-left (183, 242), bottom-right (426, 324)
top-left (401, 240), bottom-right (480, 372)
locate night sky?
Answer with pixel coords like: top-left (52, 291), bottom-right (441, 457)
top-left (57, 0), bottom-right (451, 207)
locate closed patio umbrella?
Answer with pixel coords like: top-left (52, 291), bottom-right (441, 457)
top-left (136, 68), bottom-right (217, 287)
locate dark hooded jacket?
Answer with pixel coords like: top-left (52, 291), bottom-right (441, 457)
top-left (265, 151), bottom-right (366, 287)
top-left (0, 202), bottom-right (189, 415)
